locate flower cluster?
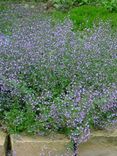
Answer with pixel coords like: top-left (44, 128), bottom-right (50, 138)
top-left (91, 87), bottom-right (117, 129)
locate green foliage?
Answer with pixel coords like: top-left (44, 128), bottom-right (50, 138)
top-left (0, 21), bottom-right (12, 35)
top-left (4, 103), bottom-right (38, 134)
top-left (50, 0), bottom-right (73, 10)
top-left (0, 3), bottom-right (8, 11)
top-left (1, 0), bottom-right (117, 13)
top-left (74, 0), bottom-right (91, 5)
top-left (69, 6), bottom-right (106, 30)
top-left (47, 0), bottom-right (117, 12)
top-left (0, 3), bottom-right (12, 35)
top-left (102, 0), bottom-right (117, 12)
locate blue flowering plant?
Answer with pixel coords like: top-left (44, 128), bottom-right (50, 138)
top-left (0, 5), bottom-right (117, 155)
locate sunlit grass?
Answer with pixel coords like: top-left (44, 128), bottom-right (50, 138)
top-left (51, 5), bottom-right (117, 31)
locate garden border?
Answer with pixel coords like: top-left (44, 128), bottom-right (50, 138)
top-left (0, 129), bottom-right (117, 156)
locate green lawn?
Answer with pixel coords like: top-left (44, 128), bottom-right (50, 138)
top-left (51, 5), bottom-right (117, 31)
top-left (0, 2), bottom-right (12, 34)
top-left (1, 2), bottom-right (117, 34)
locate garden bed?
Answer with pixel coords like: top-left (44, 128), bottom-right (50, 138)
top-left (0, 2), bottom-right (117, 156)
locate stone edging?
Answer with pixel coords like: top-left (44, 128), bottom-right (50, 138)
top-left (0, 131), bottom-right (7, 156)
top-left (0, 130), bottom-right (117, 156)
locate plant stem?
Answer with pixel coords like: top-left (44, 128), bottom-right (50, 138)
top-left (73, 141), bottom-right (78, 156)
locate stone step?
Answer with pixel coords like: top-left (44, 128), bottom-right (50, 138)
top-left (10, 133), bottom-right (73, 156)
top-left (4, 129), bottom-right (117, 156)
top-left (0, 131), bottom-right (7, 156)
top-left (79, 142), bottom-right (117, 156)
top-left (79, 130), bottom-right (117, 156)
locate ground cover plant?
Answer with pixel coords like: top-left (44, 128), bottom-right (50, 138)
top-left (0, 3), bottom-right (117, 156)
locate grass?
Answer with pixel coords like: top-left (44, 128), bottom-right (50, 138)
top-left (0, 3), bottom-right (8, 11)
top-left (0, 2), bottom-right (12, 34)
top-left (51, 5), bottom-right (117, 31)
top-left (1, 2), bottom-right (117, 34)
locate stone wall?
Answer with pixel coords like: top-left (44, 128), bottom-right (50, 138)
top-left (0, 130), bottom-right (117, 156)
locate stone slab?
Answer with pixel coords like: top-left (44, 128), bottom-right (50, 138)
top-left (79, 130), bottom-right (117, 156)
top-left (11, 133), bottom-right (72, 156)
top-left (0, 131), bottom-right (7, 156)
top-left (90, 129), bottom-right (117, 145)
top-left (10, 130), bottom-right (117, 156)
top-left (79, 142), bottom-right (117, 156)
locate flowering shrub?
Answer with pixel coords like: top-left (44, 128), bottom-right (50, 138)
top-left (90, 86), bottom-right (117, 129)
top-left (0, 6), bottom-right (117, 155)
